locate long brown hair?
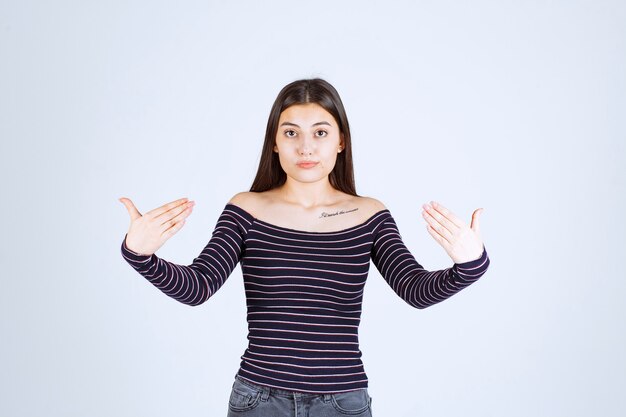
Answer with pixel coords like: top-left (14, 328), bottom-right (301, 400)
top-left (249, 78), bottom-right (359, 196)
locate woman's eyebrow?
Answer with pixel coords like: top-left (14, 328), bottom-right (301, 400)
top-left (279, 121), bottom-right (332, 127)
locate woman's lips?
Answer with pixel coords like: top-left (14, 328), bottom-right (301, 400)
top-left (297, 162), bottom-right (318, 169)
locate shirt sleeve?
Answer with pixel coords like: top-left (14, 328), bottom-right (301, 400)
top-left (120, 206), bottom-right (248, 306)
top-left (371, 211), bottom-right (490, 309)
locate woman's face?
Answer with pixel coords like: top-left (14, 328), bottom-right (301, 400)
top-left (273, 103), bottom-right (345, 184)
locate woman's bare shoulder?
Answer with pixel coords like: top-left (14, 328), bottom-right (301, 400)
top-left (227, 191), bottom-right (267, 214)
top-left (228, 191), bottom-right (253, 205)
top-left (355, 196), bottom-right (387, 213)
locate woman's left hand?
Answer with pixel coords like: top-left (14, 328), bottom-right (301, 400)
top-left (421, 201), bottom-right (485, 264)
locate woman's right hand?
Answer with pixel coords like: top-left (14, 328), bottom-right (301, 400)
top-left (119, 197), bottom-right (195, 256)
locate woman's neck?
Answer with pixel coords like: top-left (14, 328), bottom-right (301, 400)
top-left (273, 178), bottom-right (340, 209)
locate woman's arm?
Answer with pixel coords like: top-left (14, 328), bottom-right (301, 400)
top-left (371, 211), bottom-right (490, 309)
top-left (120, 204), bottom-right (249, 306)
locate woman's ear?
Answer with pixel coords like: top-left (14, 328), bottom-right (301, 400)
top-left (339, 133), bottom-right (345, 151)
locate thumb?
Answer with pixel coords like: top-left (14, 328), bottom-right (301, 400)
top-left (470, 208), bottom-right (483, 234)
top-left (119, 197), bottom-right (142, 221)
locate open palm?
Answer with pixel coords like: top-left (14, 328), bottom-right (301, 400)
top-left (421, 201), bottom-right (485, 264)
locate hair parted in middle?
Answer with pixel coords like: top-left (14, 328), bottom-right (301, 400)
top-left (249, 78), bottom-right (359, 196)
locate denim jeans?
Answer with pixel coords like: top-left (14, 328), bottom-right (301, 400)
top-left (226, 375), bottom-right (374, 417)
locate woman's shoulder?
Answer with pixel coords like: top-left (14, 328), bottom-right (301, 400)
top-left (358, 196), bottom-right (387, 212)
top-left (227, 191), bottom-right (268, 213)
top-left (228, 191), bottom-right (255, 206)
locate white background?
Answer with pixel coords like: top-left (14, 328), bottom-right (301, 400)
top-left (1, 1), bottom-right (624, 416)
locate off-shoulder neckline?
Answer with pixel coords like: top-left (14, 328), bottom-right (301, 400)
top-left (225, 203), bottom-right (389, 235)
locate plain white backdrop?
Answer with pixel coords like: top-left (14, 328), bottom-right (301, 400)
top-left (1, 1), bottom-right (624, 416)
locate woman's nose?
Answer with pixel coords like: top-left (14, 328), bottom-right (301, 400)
top-left (298, 135), bottom-right (315, 154)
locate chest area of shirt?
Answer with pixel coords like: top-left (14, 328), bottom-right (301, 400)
top-left (241, 226), bottom-right (374, 281)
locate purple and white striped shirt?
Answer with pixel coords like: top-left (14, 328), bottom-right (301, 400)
top-left (121, 202), bottom-right (490, 393)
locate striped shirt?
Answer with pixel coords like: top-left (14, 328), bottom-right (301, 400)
top-left (121, 202), bottom-right (490, 393)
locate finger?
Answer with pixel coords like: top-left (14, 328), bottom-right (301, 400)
top-left (156, 199), bottom-right (195, 224)
top-left (163, 218), bottom-right (186, 240)
top-left (425, 224), bottom-right (451, 252)
top-left (145, 197), bottom-right (189, 219)
top-left (422, 209), bottom-right (454, 245)
top-left (158, 202), bottom-right (194, 234)
top-left (470, 208), bottom-right (483, 234)
top-left (119, 197), bottom-right (142, 220)
top-left (429, 201), bottom-right (464, 229)
top-left (422, 204), bottom-right (455, 243)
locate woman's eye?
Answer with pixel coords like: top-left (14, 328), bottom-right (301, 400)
top-left (285, 130), bottom-right (297, 137)
top-left (315, 130), bottom-right (328, 137)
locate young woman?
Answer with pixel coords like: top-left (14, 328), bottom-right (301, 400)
top-left (119, 78), bottom-right (490, 417)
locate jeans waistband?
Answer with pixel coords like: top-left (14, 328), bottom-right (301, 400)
top-left (235, 375), bottom-right (338, 399)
